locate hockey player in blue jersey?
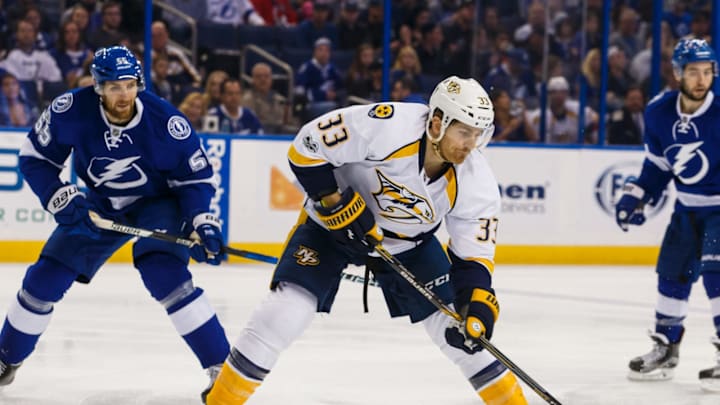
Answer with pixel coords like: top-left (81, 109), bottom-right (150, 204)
top-left (0, 46), bottom-right (230, 395)
top-left (205, 77), bottom-right (529, 404)
top-left (616, 38), bottom-right (720, 390)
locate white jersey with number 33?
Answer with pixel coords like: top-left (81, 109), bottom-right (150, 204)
top-left (289, 102), bottom-right (501, 268)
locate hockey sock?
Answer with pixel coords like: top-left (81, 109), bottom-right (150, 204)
top-left (703, 272), bottom-right (720, 337)
top-left (206, 348), bottom-right (269, 405)
top-left (166, 287), bottom-right (229, 368)
top-left (0, 292), bottom-right (53, 364)
top-left (471, 366), bottom-right (527, 405)
top-left (655, 277), bottom-right (691, 343)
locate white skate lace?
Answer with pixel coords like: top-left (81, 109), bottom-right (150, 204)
top-left (641, 344), bottom-right (668, 364)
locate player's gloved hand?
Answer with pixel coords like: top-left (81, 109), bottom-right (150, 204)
top-left (190, 213), bottom-right (225, 265)
top-left (615, 182), bottom-right (647, 232)
top-left (44, 184), bottom-right (101, 238)
top-left (314, 187), bottom-right (383, 256)
top-left (445, 288), bottom-right (499, 354)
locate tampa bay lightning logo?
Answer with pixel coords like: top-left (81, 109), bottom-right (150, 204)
top-left (168, 115), bottom-right (191, 140)
top-left (665, 141), bottom-right (709, 184)
top-left (51, 93), bottom-right (73, 113)
top-left (86, 156), bottom-right (148, 189)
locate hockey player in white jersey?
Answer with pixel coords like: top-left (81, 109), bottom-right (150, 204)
top-left (616, 38), bottom-right (720, 390)
top-left (0, 46), bottom-right (230, 395)
top-left (204, 76), bottom-right (528, 404)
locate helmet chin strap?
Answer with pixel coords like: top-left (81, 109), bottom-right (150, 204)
top-left (427, 126), bottom-right (451, 163)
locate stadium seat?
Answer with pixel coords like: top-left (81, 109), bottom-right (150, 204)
top-left (238, 25), bottom-right (279, 47)
top-left (281, 48), bottom-right (313, 71)
top-left (197, 21), bottom-right (239, 50)
top-left (276, 27), bottom-right (304, 49)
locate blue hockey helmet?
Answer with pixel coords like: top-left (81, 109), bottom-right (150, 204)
top-left (671, 38), bottom-right (718, 77)
top-left (90, 45), bottom-right (146, 94)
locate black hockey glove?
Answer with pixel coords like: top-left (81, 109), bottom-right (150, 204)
top-left (445, 288), bottom-right (499, 354)
top-left (615, 182), bottom-right (647, 232)
top-left (190, 213), bottom-right (225, 265)
top-left (314, 187), bottom-right (383, 256)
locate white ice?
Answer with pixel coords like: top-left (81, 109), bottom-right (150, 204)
top-left (0, 262), bottom-right (719, 405)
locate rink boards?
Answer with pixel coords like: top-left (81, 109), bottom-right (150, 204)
top-left (0, 130), bottom-right (671, 264)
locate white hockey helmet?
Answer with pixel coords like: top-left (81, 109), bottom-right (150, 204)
top-left (426, 76), bottom-right (495, 148)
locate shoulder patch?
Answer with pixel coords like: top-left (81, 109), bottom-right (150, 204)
top-left (167, 115), bottom-right (192, 140)
top-left (51, 93), bottom-right (73, 113)
top-left (368, 104), bottom-right (394, 119)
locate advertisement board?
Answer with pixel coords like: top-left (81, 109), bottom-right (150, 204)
top-left (0, 129), bottom-right (671, 264)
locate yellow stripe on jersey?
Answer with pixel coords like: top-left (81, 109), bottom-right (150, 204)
top-left (288, 144), bottom-right (327, 167)
top-left (381, 140), bottom-right (420, 161)
top-left (465, 257), bottom-right (495, 274)
top-left (444, 166), bottom-right (457, 209)
top-left (477, 371), bottom-right (528, 405)
top-left (206, 363), bottom-right (261, 405)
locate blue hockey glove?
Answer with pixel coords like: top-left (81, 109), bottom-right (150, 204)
top-left (44, 184), bottom-right (100, 238)
top-left (445, 288), bottom-right (499, 354)
top-left (190, 213), bottom-right (224, 265)
top-left (314, 187), bottom-right (383, 256)
top-left (615, 182), bottom-right (647, 232)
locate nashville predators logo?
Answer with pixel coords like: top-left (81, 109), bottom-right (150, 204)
top-left (368, 104), bottom-right (394, 119)
top-left (293, 245), bottom-right (320, 266)
top-left (372, 171), bottom-right (434, 224)
top-left (446, 81), bottom-right (461, 94)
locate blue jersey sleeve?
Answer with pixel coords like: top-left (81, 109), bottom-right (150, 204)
top-left (163, 116), bottom-right (217, 221)
top-left (636, 102), bottom-right (674, 201)
top-left (18, 108), bottom-right (73, 206)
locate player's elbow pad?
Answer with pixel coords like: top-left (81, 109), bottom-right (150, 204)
top-left (289, 161), bottom-right (339, 201)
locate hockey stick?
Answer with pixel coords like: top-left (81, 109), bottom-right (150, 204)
top-left (88, 211), bottom-right (279, 264)
top-left (372, 244), bottom-right (562, 405)
top-left (87, 211), bottom-right (380, 287)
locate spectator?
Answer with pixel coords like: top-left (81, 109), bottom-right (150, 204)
top-left (297, 1), bottom-right (338, 48)
top-left (441, 0), bottom-right (475, 76)
top-left (361, 0), bottom-right (384, 49)
top-left (390, 76), bottom-right (425, 104)
top-left (295, 37), bottom-right (343, 120)
top-left (87, 1), bottom-right (127, 49)
top-left (205, 78), bottom-right (264, 134)
top-left (203, 70), bottom-right (229, 108)
top-left (178, 91), bottom-right (209, 131)
top-left (610, 7), bottom-right (642, 60)
top-left (0, 19), bottom-right (62, 83)
top-left (242, 62), bottom-right (293, 134)
top-left (337, 0), bottom-right (366, 50)
top-left (663, 0), bottom-right (692, 38)
top-left (390, 46), bottom-right (423, 92)
top-left (526, 76), bottom-right (598, 144)
top-left (569, 9), bottom-right (602, 61)
top-left (151, 54), bottom-right (174, 103)
top-left (0, 73), bottom-right (37, 127)
top-left (607, 46), bottom-right (632, 110)
top-left (415, 22), bottom-right (449, 76)
top-left (581, 48), bottom-right (602, 110)
top-left (608, 85), bottom-right (645, 145)
top-left (22, 6), bottom-right (53, 50)
top-left (642, 49), bottom-right (678, 97)
top-left (683, 10), bottom-right (711, 42)
top-left (150, 21), bottom-right (202, 88)
top-left (490, 88), bottom-right (534, 142)
top-left (250, 0), bottom-right (297, 26)
top-left (50, 20), bottom-right (92, 88)
top-left (207, 0), bottom-right (265, 25)
top-left (345, 43), bottom-right (375, 99)
top-left (484, 48), bottom-right (535, 105)
top-left (65, 4), bottom-right (91, 39)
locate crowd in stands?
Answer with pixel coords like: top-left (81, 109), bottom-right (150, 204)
top-left (0, 0), bottom-right (712, 145)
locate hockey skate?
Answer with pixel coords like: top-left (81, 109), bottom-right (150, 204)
top-left (699, 336), bottom-right (720, 392)
top-left (628, 331), bottom-right (680, 381)
top-left (0, 360), bottom-right (21, 387)
top-left (201, 364), bottom-right (222, 403)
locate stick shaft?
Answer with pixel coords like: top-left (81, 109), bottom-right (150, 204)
top-left (373, 245), bottom-right (562, 405)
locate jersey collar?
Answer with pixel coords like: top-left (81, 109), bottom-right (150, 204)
top-left (99, 97), bottom-right (144, 130)
top-left (676, 90), bottom-right (714, 119)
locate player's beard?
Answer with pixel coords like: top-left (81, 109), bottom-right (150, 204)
top-left (103, 97), bottom-right (136, 124)
top-left (679, 79), bottom-right (711, 102)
